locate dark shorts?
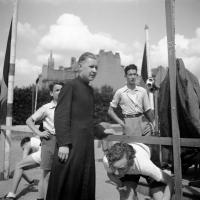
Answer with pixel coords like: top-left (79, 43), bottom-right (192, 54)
top-left (120, 174), bottom-right (166, 189)
top-left (41, 134), bottom-right (56, 171)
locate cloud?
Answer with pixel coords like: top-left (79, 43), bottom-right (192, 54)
top-left (36, 13), bottom-right (200, 83)
top-left (0, 51), bottom-right (4, 58)
top-left (37, 13), bottom-right (137, 67)
top-left (25, 0), bottom-right (139, 4)
top-left (149, 28), bottom-right (200, 81)
top-left (26, 0), bottom-right (66, 5)
top-left (17, 22), bottom-right (39, 41)
top-left (0, 51), bottom-right (4, 78)
top-left (38, 14), bottom-right (128, 53)
top-left (15, 59), bottom-right (41, 87)
top-left (0, 0), bottom-right (10, 3)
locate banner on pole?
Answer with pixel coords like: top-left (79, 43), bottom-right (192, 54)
top-left (141, 43), bottom-right (148, 83)
top-left (0, 21), bottom-right (12, 126)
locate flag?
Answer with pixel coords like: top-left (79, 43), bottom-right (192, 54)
top-left (0, 21), bottom-right (12, 125)
top-left (141, 43), bottom-right (148, 83)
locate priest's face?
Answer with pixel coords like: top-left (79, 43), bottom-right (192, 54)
top-left (79, 58), bottom-right (98, 82)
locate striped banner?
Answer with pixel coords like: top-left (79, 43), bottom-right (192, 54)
top-left (0, 21), bottom-right (12, 126)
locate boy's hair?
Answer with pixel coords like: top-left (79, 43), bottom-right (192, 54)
top-left (107, 143), bottom-right (135, 167)
top-left (20, 137), bottom-right (31, 147)
top-left (49, 81), bottom-right (64, 92)
top-left (124, 64), bottom-right (138, 75)
top-left (78, 52), bottom-right (96, 64)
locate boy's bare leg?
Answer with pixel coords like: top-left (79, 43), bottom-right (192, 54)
top-left (6, 156), bottom-right (38, 198)
top-left (22, 172), bottom-right (34, 184)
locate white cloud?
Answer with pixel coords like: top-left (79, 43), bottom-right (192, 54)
top-left (0, 51), bottom-right (4, 78)
top-left (150, 37), bottom-right (168, 68)
top-left (36, 13), bottom-right (200, 83)
top-left (0, 51), bottom-right (4, 58)
top-left (17, 22), bottom-right (39, 40)
top-left (37, 13), bottom-right (135, 66)
top-left (26, 0), bottom-right (139, 4)
top-left (0, 0), bottom-right (11, 3)
top-left (26, 0), bottom-right (66, 5)
top-left (38, 14), bottom-right (129, 53)
top-left (149, 28), bottom-right (200, 82)
top-left (15, 59), bottom-right (41, 87)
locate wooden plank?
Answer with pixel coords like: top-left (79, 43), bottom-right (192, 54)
top-left (165, 0), bottom-right (182, 199)
top-left (106, 135), bottom-right (200, 147)
top-left (1, 125), bottom-right (200, 147)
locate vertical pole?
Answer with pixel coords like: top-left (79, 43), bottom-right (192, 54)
top-left (32, 85), bottom-right (35, 114)
top-left (144, 25), bottom-right (151, 77)
top-left (34, 83), bottom-right (38, 113)
top-left (3, 0), bottom-right (19, 179)
top-left (165, 0), bottom-right (182, 199)
top-left (145, 25), bottom-right (154, 110)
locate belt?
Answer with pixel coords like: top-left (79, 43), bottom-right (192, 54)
top-left (123, 113), bottom-right (143, 118)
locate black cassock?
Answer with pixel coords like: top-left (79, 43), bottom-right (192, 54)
top-left (46, 77), bottom-right (106, 200)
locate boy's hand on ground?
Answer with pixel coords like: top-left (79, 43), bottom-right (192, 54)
top-left (58, 146), bottom-right (69, 163)
top-left (117, 185), bottom-right (127, 191)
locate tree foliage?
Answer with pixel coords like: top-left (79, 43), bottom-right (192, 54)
top-left (13, 84), bottom-right (118, 125)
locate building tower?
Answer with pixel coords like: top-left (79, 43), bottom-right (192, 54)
top-left (48, 50), bottom-right (55, 69)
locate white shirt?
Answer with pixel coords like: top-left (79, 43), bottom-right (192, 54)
top-left (31, 101), bottom-right (56, 135)
top-left (110, 85), bottom-right (151, 115)
top-left (103, 143), bottom-right (164, 182)
top-left (30, 137), bottom-right (41, 152)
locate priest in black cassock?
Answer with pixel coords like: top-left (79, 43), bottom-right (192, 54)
top-left (46, 52), bottom-right (109, 200)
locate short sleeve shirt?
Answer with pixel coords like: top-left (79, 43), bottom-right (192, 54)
top-left (31, 101), bottom-right (56, 135)
top-left (30, 137), bottom-right (41, 153)
top-left (103, 143), bottom-right (164, 182)
top-left (110, 85), bottom-right (151, 115)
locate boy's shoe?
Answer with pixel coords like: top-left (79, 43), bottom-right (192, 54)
top-left (0, 195), bottom-right (16, 200)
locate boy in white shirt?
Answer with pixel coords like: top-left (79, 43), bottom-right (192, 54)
top-left (103, 142), bottom-right (173, 200)
top-left (26, 81), bottom-right (63, 200)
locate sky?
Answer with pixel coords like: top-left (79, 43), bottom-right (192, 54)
top-left (0, 0), bottom-right (200, 87)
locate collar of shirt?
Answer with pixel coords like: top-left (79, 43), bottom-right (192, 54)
top-left (49, 100), bottom-right (57, 109)
top-left (123, 85), bottom-right (140, 93)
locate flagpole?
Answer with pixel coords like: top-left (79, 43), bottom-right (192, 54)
top-left (144, 25), bottom-right (154, 110)
top-left (34, 82), bottom-right (38, 113)
top-left (3, 0), bottom-right (19, 179)
top-left (144, 25), bottom-right (151, 76)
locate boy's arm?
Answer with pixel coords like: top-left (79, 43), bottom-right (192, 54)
top-left (26, 117), bottom-right (50, 139)
top-left (108, 106), bottom-right (125, 127)
top-left (22, 143), bottom-right (31, 159)
top-left (107, 172), bottom-right (124, 188)
top-left (140, 158), bottom-right (173, 200)
top-left (144, 109), bottom-right (154, 124)
top-left (159, 171), bottom-right (174, 200)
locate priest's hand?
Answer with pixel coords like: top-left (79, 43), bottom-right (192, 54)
top-left (58, 146), bottom-right (69, 162)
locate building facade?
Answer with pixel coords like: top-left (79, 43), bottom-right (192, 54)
top-left (39, 50), bottom-right (125, 90)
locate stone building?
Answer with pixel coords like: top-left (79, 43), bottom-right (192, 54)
top-left (38, 51), bottom-right (79, 89)
top-left (38, 50), bottom-right (125, 90)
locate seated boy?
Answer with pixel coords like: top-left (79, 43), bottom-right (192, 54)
top-left (4, 137), bottom-right (41, 200)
